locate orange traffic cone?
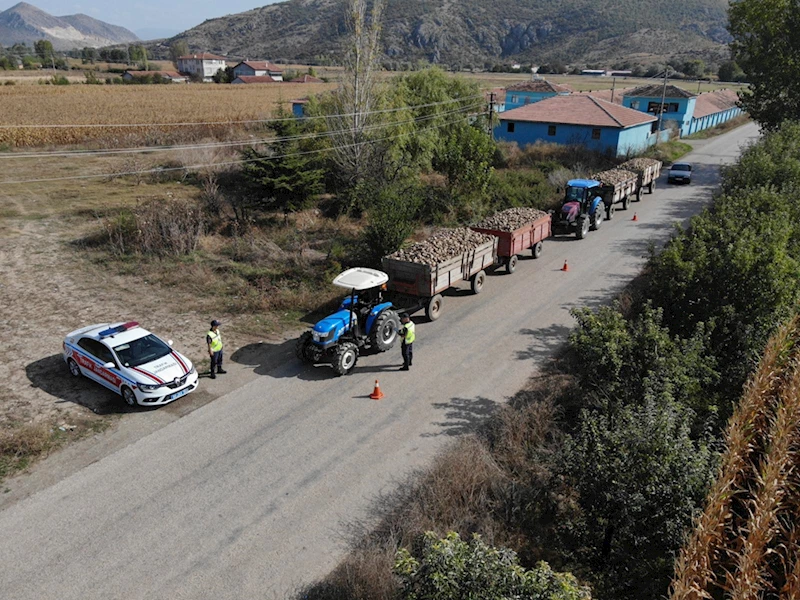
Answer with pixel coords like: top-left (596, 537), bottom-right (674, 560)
top-left (632, 212), bottom-right (639, 221)
top-left (561, 260), bottom-right (569, 272)
top-left (370, 379), bottom-right (385, 400)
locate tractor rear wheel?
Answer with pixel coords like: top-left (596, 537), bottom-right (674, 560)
top-left (370, 310), bottom-right (400, 352)
top-left (591, 207), bottom-right (603, 230)
top-left (295, 331), bottom-right (316, 363)
top-left (332, 342), bottom-right (358, 376)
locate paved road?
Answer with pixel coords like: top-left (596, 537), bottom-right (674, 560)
top-left (0, 123), bottom-right (759, 599)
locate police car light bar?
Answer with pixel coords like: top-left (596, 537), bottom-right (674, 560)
top-left (98, 321), bottom-right (139, 338)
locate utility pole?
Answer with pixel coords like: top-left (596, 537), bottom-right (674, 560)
top-left (657, 67), bottom-right (668, 142)
top-left (489, 92), bottom-right (495, 140)
top-left (610, 76), bottom-right (616, 104)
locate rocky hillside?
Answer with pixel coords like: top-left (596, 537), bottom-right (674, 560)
top-left (165, 0), bottom-right (731, 66)
top-left (0, 2), bottom-right (138, 50)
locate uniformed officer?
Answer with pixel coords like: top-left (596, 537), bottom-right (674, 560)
top-left (206, 319), bottom-right (226, 379)
top-left (398, 313), bottom-right (415, 371)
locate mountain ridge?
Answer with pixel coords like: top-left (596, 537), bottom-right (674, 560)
top-left (0, 2), bottom-right (139, 50)
top-left (163, 0), bottom-right (732, 66)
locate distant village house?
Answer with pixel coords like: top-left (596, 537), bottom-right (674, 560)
top-left (123, 70), bottom-right (187, 83)
top-left (177, 53), bottom-right (227, 82)
top-left (232, 61), bottom-right (284, 81)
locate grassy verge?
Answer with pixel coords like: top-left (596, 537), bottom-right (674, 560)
top-left (642, 140), bottom-right (694, 163)
top-left (0, 418), bottom-right (111, 484)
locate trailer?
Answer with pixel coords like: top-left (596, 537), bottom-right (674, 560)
top-left (591, 168), bottom-right (639, 215)
top-left (382, 236), bottom-right (497, 321)
top-left (619, 158), bottom-right (662, 196)
top-left (470, 212), bottom-right (551, 274)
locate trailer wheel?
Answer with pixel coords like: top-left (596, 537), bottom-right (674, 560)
top-left (370, 310), bottom-right (400, 352)
top-left (622, 195), bottom-right (631, 210)
top-left (649, 180), bottom-right (656, 193)
top-left (532, 241), bottom-right (543, 259)
top-left (635, 187), bottom-right (642, 202)
top-left (471, 270), bottom-right (486, 294)
top-left (426, 294), bottom-right (443, 321)
top-left (606, 203), bottom-right (615, 220)
top-left (332, 342), bottom-right (358, 376)
top-left (506, 255), bottom-right (518, 274)
top-left (295, 331), bottom-right (316, 363)
top-left (576, 216), bottom-right (590, 239)
top-left (591, 207), bottom-right (603, 231)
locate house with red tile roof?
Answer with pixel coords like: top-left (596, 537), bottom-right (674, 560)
top-left (504, 79), bottom-right (572, 110)
top-left (289, 74), bottom-right (323, 83)
top-left (688, 89), bottom-right (743, 134)
top-left (177, 53), bottom-right (228, 82)
top-left (495, 95), bottom-right (658, 156)
top-left (232, 61), bottom-right (284, 81)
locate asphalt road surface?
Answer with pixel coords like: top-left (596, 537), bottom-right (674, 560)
top-left (0, 123), bottom-right (759, 599)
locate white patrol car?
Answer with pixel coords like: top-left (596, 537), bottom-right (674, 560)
top-left (62, 321), bottom-right (199, 407)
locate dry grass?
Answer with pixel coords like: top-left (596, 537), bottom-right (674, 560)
top-left (0, 82), bottom-right (335, 147)
top-left (671, 316), bottom-right (800, 600)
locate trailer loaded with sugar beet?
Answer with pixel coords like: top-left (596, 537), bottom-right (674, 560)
top-left (470, 208), bottom-right (551, 274)
top-left (382, 227), bottom-right (498, 322)
top-left (619, 157), bottom-right (662, 195)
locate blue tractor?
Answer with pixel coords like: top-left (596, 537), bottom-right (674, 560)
top-left (295, 267), bottom-right (401, 376)
top-left (551, 179), bottom-right (608, 239)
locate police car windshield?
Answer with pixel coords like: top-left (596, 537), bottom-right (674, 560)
top-left (113, 335), bottom-right (171, 367)
top-left (565, 186), bottom-right (585, 202)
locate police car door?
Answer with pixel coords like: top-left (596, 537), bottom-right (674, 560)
top-left (76, 338), bottom-right (123, 392)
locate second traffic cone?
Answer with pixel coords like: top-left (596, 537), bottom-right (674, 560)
top-left (632, 212), bottom-right (639, 221)
top-left (561, 260), bottom-right (569, 272)
top-left (370, 379), bottom-right (385, 400)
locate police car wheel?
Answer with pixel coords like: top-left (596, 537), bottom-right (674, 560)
top-left (121, 386), bottom-right (138, 407)
top-left (67, 358), bottom-right (81, 377)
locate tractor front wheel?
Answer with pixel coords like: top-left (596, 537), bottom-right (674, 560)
top-left (295, 331), bottom-right (316, 363)
top-left (332, 342), bottom-right (358, 376)
top-left (370, 310), bottom-right (400, 352)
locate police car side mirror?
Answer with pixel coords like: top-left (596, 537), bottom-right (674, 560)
top-left (103, 362), bottom-right (116, 369)
top-left (167, 340), bottom-right (174, 346)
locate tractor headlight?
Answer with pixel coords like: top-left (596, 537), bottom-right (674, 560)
top-left (313, 329), bottom-right (334, 343)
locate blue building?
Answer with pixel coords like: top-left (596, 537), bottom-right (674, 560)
top-left (503, 79), bottom-right (571, 111)
top-left (622, 85), bottom-right (742, 138)
top-left (622, 84), bottom-right (696, 137)
top-left (495, 95), bottom-right (658, 157)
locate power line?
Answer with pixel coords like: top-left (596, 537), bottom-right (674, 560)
top-left (0, 94), bottom-right (486, 130)
top-left (0, 111), bottom-right (485, 185)
top-left (0, 101), bottom-right (485, 160)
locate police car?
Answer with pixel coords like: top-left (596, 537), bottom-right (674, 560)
top-left (62, 321), bottom-right (198, 407)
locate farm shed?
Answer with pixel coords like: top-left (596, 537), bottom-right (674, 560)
top-left (232, 75), bottom-right (278, 84)
top-left (494, 94), bottom-right (657, 157)
top-left (122, 70), bottom-right (187, 83)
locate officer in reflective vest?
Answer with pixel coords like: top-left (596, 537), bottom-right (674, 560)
top-left (206, 319), bottom-right (226, 379)
top-left (398, 313), bottom-right (415, 371)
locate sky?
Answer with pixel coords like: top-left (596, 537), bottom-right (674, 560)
top-left (0, 0), bottom-right (283, 39)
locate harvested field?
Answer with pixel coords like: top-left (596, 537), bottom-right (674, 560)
top-left (387, 227), bottom-right (494, 266)
top-left (474, 207), bottom-right (548, 232)
top-left (0, 82), bottom-right (335, 148)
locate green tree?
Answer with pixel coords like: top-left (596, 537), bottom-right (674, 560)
top-left (34, 40), bottom-right (54, 64)
top-left (728, 0), bottom-right (800, 129)
top-left (169, 40), bottom-right (188, 67)
top-left (395, 531), bottom-right (589, 600)
top-left (81, 47), bottom-right (97, 64)
top-left (682, 59), bottom-right (706, 79)
top-left (211, 66), bottom-right (234, 83)
top-left (561, 399), bottom-right (716, 600)
top-left (717, 60), bottom-right (744, 82)
top-left (240, 107), bottom-right (325, 213)
top-left (361, 182), bottom-right (421, 264)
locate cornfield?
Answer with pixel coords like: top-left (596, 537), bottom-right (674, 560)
top-left (671, 315), bottom-right (800, 599)
top-left (0, 82), bottom-right (334, 148)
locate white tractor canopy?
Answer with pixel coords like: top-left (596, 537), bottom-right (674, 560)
top-left (332, 267), bottom-right (389, 291)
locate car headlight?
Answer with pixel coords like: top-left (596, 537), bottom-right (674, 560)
top-left (138, 382), bottom-right (162, 392)
top-left (188, 365), bottom-right (196, 375)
